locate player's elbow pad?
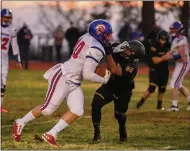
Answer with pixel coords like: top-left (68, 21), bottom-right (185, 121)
top-left (173, 54), bottom-right (181, 61)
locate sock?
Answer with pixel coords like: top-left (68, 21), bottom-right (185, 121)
top-left (172, 100), bottom-right (178, 107)
top-left (157, 100), bottom-right (162, 106)
top-left (93, 123), bottom-right (100, 135)
top-left (140, 97), bottom-right (145, 104)
top-left (92, 105), bottom-right (102, 136)
top-left (20, 111), bottom-right (35, 125)
top-left (187, 96), bottom-right (190, 104)
top-left (48, 119), bottom-right (69, 138)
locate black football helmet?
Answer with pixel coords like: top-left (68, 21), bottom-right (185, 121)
top-left (156, 30), bottom-right (169, 42)
top-left (113, 40), bottom-right (145, 62)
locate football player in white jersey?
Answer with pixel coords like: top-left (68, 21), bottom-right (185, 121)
top-left (1, 8), bottom-right (22, 113)
top-left (13, 19), bottom-right (115, 147)
top-left (153, 21), bottom-right (190, 111)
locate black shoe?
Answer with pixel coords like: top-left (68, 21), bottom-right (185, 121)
top-left (119, 126), bottom-right (127, 142)
top-left (157, 104), bottom-right (164, 110)
top-left (136, 101), bottom-right (143, 109)
top-left (92, 133), bottom-right (101, 143)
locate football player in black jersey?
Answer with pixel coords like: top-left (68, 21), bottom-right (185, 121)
top-left (91, 40), bottom-right (145, 142)
top-left (136, 30), bottom-right (171, 110)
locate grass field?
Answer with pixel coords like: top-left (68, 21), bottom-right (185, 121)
top-left (1, 69), bottom-right (190, 150)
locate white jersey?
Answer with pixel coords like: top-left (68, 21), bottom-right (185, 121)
top-left (61, 33), bottom-right (106, 84)
top-left (170, 35), bottom-right (189, 63)
top-left (0, 24), bottom-right (20, 67)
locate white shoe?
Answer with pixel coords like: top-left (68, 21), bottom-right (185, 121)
top-left (167, 106), bottom-right (179, 112)
top-left (12, 118), bottom-right (25, 142)
top-left (187, 105), bottom-right (190, 111)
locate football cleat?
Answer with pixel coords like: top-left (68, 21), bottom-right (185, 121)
top-left (92, 133), bottom-right (101, 143)
top-left (167, 105), bottom-right (179, 112)
top-left (12, 119), bottom-right (25, 142)
top-left (42, 133), bottom-right (59, 148)
top-left (119, 126), bottom-right (127, 142)
top-left (1, 107), bottom-right (8, 112)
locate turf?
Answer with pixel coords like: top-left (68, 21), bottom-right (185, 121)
top-left (1, 69), bottom-right (190, 150)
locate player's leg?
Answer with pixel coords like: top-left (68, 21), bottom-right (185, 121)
top-left (136, 69), bottom-right (157, 108)
top-left (114, 92), bottom-right (132, 141)
top-left (13, 69), bottom-right (68, 142)
top-left (91, 85), bottom-right (113, 142)
top-left (177, 63), bottom-right (190, 111)
top-left (157, 70), bottom-right (169, 110)
top-left (179, 86), bottom-right (190, 111)
top-left (45, 85), bottom-right (84, 142)
top-left (168, 62), bottom-right (189, 111)
top-left (1, 84), bottom-right (7, 113)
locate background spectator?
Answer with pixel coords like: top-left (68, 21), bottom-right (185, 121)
top-left (118, 21), bottom-right (132, 42)
top-left (17, 23), bottom-right (33, 70)
top-left (65, 22), bottom-right (80, 57)
top-left (53, 25), bottom-right (64, 62)
top-left (129, 23), bottom-right (144, 41)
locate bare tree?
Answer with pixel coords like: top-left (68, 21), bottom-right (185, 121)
top-left (142, 1), bottom-right (155, 37)
top-left (181, 1), bottom-right (189, 37)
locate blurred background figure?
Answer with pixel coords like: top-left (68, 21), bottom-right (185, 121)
top-left (129, 23), bottom-right (144, 41)
top-left (65, 22), bottom-right (80, 57)
top-left (17, 23), bottom-right (33, 70)
top-left (145, 25), bottom-right (161, 46)
top-left (118, 21), bottom-right (132, 42)
top-left (53, 25), bottom-right (64, 63)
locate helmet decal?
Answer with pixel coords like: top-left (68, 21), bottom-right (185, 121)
top-left (96, 24), bottom-right (106, 35)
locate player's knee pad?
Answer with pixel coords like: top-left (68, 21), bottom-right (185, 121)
top-left (158, 86), bottom-right (166, 93)
top-left (91, 93), bottom-right (106, 108)
top-left (148, 85), bottom-right (156, 93)
top-left (41, 103), bottom-right (57, 116)
top-left (115, 111), bottom-right (126, 121)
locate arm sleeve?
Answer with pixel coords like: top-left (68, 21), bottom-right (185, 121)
top-left (83, 48), bottom-right (105, 83)
top-left (171, 37), bottom-right (187, 52)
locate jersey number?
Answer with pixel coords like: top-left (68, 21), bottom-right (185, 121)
top-left (1, 37), bottom-right (9, 51)
top-left (72, 40), bottom-right (85, 59)
top-left (125, 66), bottom-right (134, 73)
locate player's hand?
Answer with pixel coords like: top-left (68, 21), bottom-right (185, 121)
top-left (103, 69), bottom-right (111, 84)
top-left (113, 41), bottom-right (130, 54)
top-left (16, 63), bottom-right (23, 70)
top-left (152, 57), bottom-right (164, 64)
top-left (103, 42), bottom-right (113, 55)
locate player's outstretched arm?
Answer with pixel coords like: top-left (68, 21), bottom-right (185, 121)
top-left (83, 48), bottom-right (110, 84)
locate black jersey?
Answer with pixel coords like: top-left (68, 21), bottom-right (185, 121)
top-left (106, 59), bottom-right (138, 95)
top-left (148, 42), bottom-right (170, 71)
